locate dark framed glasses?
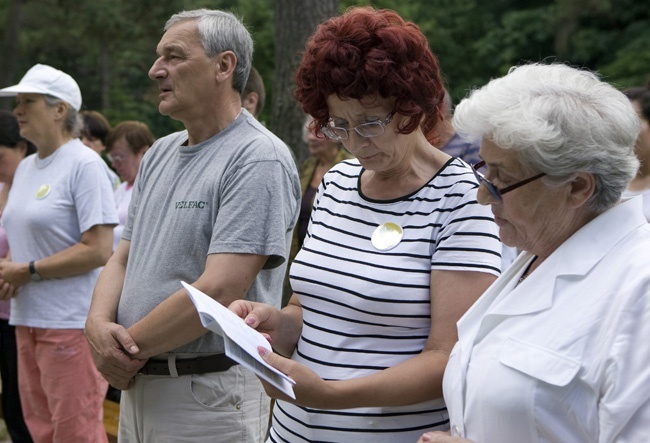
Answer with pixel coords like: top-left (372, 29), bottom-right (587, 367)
top-left (471, 160), bottom-right (546, 201)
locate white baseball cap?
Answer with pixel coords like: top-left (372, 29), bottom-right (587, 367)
top-left (0, 64), bottom-right (82, 111)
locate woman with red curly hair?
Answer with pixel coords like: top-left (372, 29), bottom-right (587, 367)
top-left (231, 7), bottom-right (501, 441)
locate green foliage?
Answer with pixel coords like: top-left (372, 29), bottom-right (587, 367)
top-left (600, 30), bottom-right (650, 88)
top-left (348, 0), bottom-right (648, 102)
top-left (1, 0), bottom-right (648, 138)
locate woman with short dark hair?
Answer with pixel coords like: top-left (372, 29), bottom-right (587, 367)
top-left (80, 110), bottom-right (111, 154)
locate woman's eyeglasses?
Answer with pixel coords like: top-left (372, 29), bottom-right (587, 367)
top-left (471, 160), bottom-right (546, 201)
top-left (321, 111), bottom-right (395, 140)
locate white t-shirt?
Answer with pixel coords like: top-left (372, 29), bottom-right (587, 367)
top-left (113, 181), bottom-right (133, 250)
top-left (3, 139), bottom-right (118, 329)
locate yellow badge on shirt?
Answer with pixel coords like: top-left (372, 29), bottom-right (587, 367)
top-left (371, 222), bottom-right (403, 251)
top-left (36, 184), bottom-right (51, 199)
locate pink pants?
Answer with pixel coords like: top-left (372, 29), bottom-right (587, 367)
top-left (16, 327), bottom-right (108, 443)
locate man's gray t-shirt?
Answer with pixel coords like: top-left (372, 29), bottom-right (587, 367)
top-left (117, 111), bottom-right (300, 355)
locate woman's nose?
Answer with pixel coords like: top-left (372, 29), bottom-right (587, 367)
top-left (344, 130), bottom-right (369, 153)
top-left (476, 182), bottom-right (499, 205)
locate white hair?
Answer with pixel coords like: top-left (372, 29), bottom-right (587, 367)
top-left (166, 9), bottom-right (253, 94)
top-left (454, 63), bottom-right (640, 213)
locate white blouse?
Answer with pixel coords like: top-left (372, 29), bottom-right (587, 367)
top-left (622, 188), bottom-right (650, 222)
top-left (443, 197), bottom-right (650, 443)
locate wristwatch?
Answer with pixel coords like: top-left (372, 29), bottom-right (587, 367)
top-left (29, 260), bottom-right (43, 282)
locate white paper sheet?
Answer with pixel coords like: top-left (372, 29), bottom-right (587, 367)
top-left (181, 281), bottom-right (296, 399)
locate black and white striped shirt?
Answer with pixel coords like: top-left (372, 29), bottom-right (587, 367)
top-left (270, 158), bottom-right (501, 442)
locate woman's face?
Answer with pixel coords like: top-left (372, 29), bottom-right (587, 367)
top-left (13, 93), bottom-right (57, 144)
top-left (304, 117), bottom-right (340, 158)
top-left (478, 138), bottom-right (573, 256)
top-left (0, 145), bottom-right (26, 184)
top-left (325, 95), bottom-right (404, 174)
top-left (108, 136), bottom-right (144, 185)
top-left (81, 134), bottom-right (106, 154)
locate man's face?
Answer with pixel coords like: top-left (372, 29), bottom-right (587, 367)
top-left (148, 20), bottom-right (217, 122)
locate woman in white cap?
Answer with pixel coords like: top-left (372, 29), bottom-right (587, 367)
top-left (0, 64), bottom-right (118, 443)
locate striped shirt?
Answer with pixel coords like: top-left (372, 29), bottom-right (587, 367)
top-left (270, 158), bottom-right (502, 442)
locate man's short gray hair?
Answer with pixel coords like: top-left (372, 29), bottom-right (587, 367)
top-left (166, 9), bottom-right (253, 94)
top-left (454, 63), bottom-right (640, 213)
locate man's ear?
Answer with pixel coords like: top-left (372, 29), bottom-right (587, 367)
top-left (214, 51), bottom-right (237, 83)
top-left (567, 172), bottom-right (597, 208)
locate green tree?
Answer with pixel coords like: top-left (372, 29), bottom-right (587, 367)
top-left (1, 0), bottom-right (649, 136)
top-left (0, 0), bottom-right (25, 98)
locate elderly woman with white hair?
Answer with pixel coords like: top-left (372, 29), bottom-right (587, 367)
top-left (0, 64), bottom-right (117, 442)
top-left (418, 63), bottom-right (650, 443)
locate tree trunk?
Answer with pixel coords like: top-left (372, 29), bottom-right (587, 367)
top-left (272, 0), bottom-right (338, 166)
top-left (0, 0), bottom-right (25, 110)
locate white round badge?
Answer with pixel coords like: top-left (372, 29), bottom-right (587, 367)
top-left (371, 222), bottom-right (403, 251)
top-left (36, 184), bottom-right (51, 199)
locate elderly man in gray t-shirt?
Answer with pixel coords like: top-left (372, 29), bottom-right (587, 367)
top-left (85, 9), bottom-right (300, 442)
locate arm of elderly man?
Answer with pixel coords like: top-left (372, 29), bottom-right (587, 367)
top-left (126, 252), bottom-right (268, 359)
top-left (85, 240), bottom-right (144, 389)
top-left (85, 125), bottom-right (298, 390)
top-left (86, 239), bottom-right (270, 389)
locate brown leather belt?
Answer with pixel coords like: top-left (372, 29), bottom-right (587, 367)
top-left (139, 354), bottom-right (237, 376)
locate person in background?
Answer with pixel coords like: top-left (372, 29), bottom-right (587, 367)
top-left (81, 110), bottom-right (120, 190)
top-left (80, 110), bottom-right (110, 154)
top-left (241, 67), bottom-right (266, 119)
top-left (282, 115), bottom-right (354, 305)
top-left (418, 63), bottom-right (650, 443)
top-left (287, 119), bottom-right (350, 254)
top-left (84, 9), bottom-right (299, 442)
top-left (231, 7), bottom-right (501, 442)
top-left (623, 82), bottom-right (650, 221)
top-left (0, 64), bottom-right (117, 442)
top-left (435, 89), bottom-right (481, 166)
top-left (434, 89), bottom-right (518, 269)
top-left (106, 121), bottom-right (154, 250)
top-left (293, 115), bottom-right (354, 255)
top-left (0, 110), bottom-right (34, 443)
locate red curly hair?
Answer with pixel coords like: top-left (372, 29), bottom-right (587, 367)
top-left (294, 6), bottom-right (445, 143)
